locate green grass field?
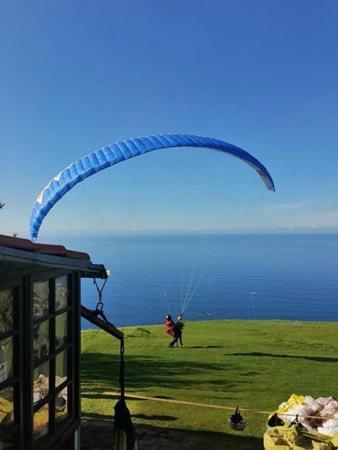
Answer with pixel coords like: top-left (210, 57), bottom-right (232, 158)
top-left (81, 320), bottom-right (338, 449)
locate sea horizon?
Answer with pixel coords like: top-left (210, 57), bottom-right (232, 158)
top-left (40, 232), bottom-right (338, 329)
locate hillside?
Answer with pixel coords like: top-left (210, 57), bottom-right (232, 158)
top-left (81, 320), bottom-right (338, 449)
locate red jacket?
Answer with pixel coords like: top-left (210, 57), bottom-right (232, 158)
top-left (164, 319), bottom-right (175, 337)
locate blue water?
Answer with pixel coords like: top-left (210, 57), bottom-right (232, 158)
top-left (60, 233), bottom-right (338, 327)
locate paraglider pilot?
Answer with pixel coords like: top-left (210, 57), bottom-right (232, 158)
top-left (175, 315), bottom-right (184, 346)
top-left (164, 314), bottom-right (185, 348)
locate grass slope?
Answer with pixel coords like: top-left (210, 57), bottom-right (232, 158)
top-left (81, 320), bottom-right (338, 449)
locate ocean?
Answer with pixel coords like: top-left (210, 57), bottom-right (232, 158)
top-left (61, 233), bottom-right (338, 328)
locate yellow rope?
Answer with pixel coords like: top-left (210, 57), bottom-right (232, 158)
top-left (103, 391), bottom-right (333, 421)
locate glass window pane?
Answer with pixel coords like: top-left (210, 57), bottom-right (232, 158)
top-left (33, 321), bottom-right (49, 362)
top-left (55, 313), bottom-right (68, 350)
top-left (55, 386), bottom-right (68, 425)
top-left (0, 289), bottom-right (13, 333)
top-left (55, 276), bottom-right (68, 311)
top-left (55, 351), bottom-right (67, 387)
top-left (33, 404), bottom-right (49, 439)
top-left (0, 386), bottom-right (17, 447)
top-left (33, 281), bottom-right (49, 320)
top-left (0, 338), bottom-right (13, 383)
top-left (33, 362), bottom-right (49, 405)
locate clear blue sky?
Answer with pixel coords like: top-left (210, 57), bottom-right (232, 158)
top-left (1, 0), bottom-right (338, 238)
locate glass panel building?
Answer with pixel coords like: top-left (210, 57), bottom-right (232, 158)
top-left (0, 235), bottom-right (107, 450)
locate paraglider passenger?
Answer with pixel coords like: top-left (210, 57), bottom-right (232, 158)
top-left (164, 314), bottom-right (174, 335)
top-left (164, 315), bottom-right (178, 347)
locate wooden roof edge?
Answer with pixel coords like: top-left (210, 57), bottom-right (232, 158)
top-left (0, 245), bottom-right (107, 278)
top-left (0, 234), bottom-right (90, 260)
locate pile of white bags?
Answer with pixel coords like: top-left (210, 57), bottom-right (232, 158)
top-left (278, 395), bottom-right (338, 436)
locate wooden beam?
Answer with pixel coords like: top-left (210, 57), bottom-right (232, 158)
top-left (80, 305), bottom-right (123, 341)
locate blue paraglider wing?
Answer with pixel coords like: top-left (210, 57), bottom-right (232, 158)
top-left (30, 134), bottom-right (275, 239)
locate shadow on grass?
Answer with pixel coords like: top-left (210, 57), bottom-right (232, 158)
top-left (185, 345), bottom-right (223, 349)
top-left (81, 352), bottom-right (240, 394)
top-left (82, 393), bottom-right (120, 400)
top-left (83, 412), bottom-right (115, 421)
top-left (81, 353), bottom-right (256, 448)
top-left (228, 352), bottom-right (338, 363)
top-left (84, 411), bottom-right (178, 422)
top-left (134, 413), bottom-right (177, 421)
top-left (81, 415), bottom-right (263, 450)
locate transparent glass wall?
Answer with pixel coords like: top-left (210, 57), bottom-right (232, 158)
top-left (33, 281), bottom-right (49, 320)
top-left (32, 275), bottom-right (71, 441)
top-left (0, 289), bottom-right (13, 333)
top-left (0, 288), bottom-right (18, 449)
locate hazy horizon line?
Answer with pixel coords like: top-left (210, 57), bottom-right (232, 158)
top-left (5, 226), bottom-right (338, 240)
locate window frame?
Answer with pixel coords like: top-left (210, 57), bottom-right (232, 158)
top-left (30, 271), bottom-right (79, 450)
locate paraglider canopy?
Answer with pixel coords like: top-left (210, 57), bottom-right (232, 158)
top-left (30, 133), bottom-right (275, 239)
